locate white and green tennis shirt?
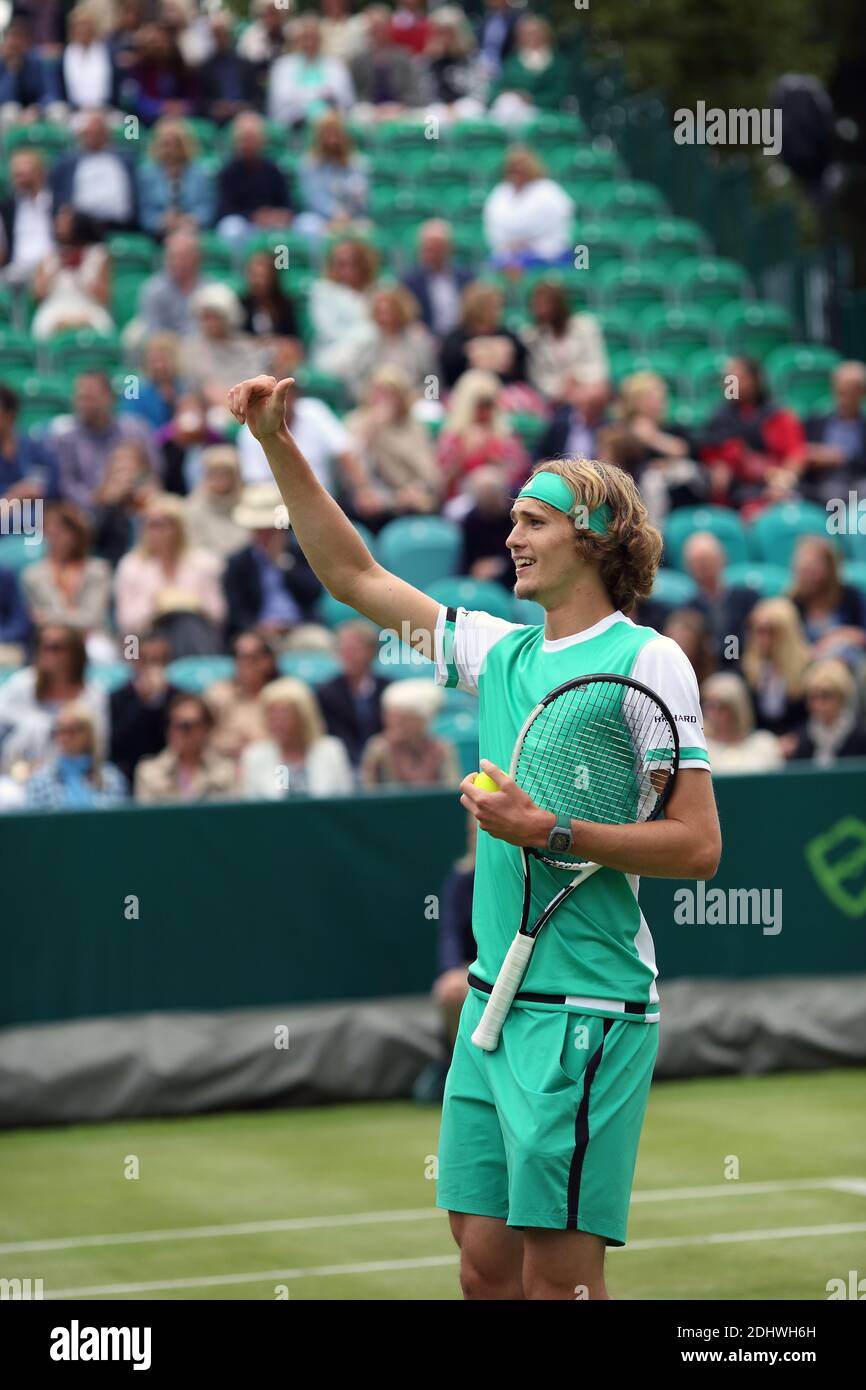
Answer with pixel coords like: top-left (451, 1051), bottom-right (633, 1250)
top-left (434, 606), bottom-right (712, 1021)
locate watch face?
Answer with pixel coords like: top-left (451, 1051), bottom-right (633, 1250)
top-left (550, 829), bottom-right (571, 853)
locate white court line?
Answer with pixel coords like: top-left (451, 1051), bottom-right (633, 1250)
top-left (42, 1222), bottom-right (866, 1299)
top-left (2, 1177), bottom-right (863, 1257)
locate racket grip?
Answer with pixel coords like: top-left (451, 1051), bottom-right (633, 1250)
top-left (471, 934), bottom-right (536, 1052)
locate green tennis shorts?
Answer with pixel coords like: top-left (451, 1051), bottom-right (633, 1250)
top-left (436, 988), bottom-right (659, 1245)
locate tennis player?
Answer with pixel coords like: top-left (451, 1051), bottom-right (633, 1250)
top-left (227, 374), bottom-right (721, 1301)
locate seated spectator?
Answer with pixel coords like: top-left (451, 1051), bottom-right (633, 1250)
top-left (205, 628), bottom-right (279, 760)
top-left (109, 629), bottom-right (181, 782)
top-left (215, 111), bottom-right (294, 257)
top-left (121, 21), bottom-right (198, 126)
top-left (316, 619), bottom-right (390, 766)
top-left (139, 231), bottom-right (212, 339)
top-left (296, 111), bottom-right (369, 241)
top-left (136, 116), bottom-right (215, 238)
top-left (123, 332), bottom-right (185, 430)
top-left (181, 284), bottom-right (269, 408)
top-left (108, 0), bottom-right (148, 76)
top-left (702, 672), bottom-right (784, 773)
top-left (458, 465), bottom-right (515, 586)
top-left (488, 14), bottom-right (569, 122)
top-left (55, 371), bottom-right (160, 512)
top-left (0, 383), bottom-right (59, 500)
top-left (349, 4), bottom-right (427, 116)
top-left (741, 597), bottom-right (810, 737)
top-left (521, 280), bottom-right (608, 398)
top-left (425, 6), bottom-right (486, 119)
top-left (198, 9), bottom-right (257, 126)
top-left (361, 679), bottom-right (459, 787)
top-left (60, 6), bottom-right (117, 111)
top-left (240, 676), bottom-right (354, 797)
top-left (402, 219), bottom-right (472, 339)
top-left (789, 535), bottom-right (866, 664)
top-left (662, 608), bottom-right (716, 687)
top-left (320, 0), bottom-right (367, 64)
top-left (26, 700), bottom-right (127, 809)
top-left (437, 369), bottom-right (529, 507)
top-left (184, 444), bottom-right (247, 560)
top-left (268, 14), bottom-right (354, 128)
top-left (134, 691), bottom-right (235, 803)
top-left (701, 355), bottom-right (806, 513)
top-left (0, 150), bottom-right (56, 287)
top-left (0, 19), bottom-right (58, 128)
top-left (309, 236), bottom-right (378, 383)
top-left (0, 623), bottom-right (108, 776)
top-left (160, 0), bottom-right (216, 71)
top-left (802, 360), bottom-right (866, 504)
top-left (92, 439), bottom-right (160, 566)
top-left (345, 365), bottom-right (441, 523)
top-left (440, 282), bottom-right (528, 390)
top-left (114, 492), bottom-right (226, 649)
top-left (476, 0), bottom-right (519, 78)
top-left (239, 0), bottom-right (290, 64)
top-left (535, 374), bottom-right (610, 464)
top-left (788, 658), bottom-right (866, 765)
top-left (354, 286), bottom-right (437, 399)
top-left (616, 370), bottom-right (707, 521)
top-left (224, 482), bottom-right (322, 640)
top-left (389, 0), bottom-right (432, 55)
top-left (681, 532), bottom-right (759, 660)
top-left (241, 251), bottom-right (301, 345)
top-left (50, 110), bottom-right (137, 235)
top-left (0, 566), bottom-right (31, 653)
top-left (157, 387), bottom-right (227, 495)
top-left (483, 146), bottom-right (574, 269)
top-left (237, 379), bottom-right (368, 501)
top-left (21, 502), bottom-right (113, 660)
top-left (31, 208), bottom-right (113, 340)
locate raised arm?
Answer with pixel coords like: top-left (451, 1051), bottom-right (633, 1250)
top-left (227, 375), bottom-right (440, 658)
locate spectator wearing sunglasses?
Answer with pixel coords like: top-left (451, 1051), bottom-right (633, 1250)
top-left (134, 692), bottom-right (235, 803)
top-left (0, 623), bottom-right (108, 777)
top-left (788, 659), bottom-right (866, 766)
top-left (25, 702), bottom-right (127, 810)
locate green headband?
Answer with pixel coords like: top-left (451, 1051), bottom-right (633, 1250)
top-left (517, 471), bottom-right (612, 536)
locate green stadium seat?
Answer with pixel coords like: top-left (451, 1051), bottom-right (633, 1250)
top-left (317, 593), bottom-right (370, 628)
top-left (433, 707), bottom-right (479, 776)
top-left (4, 122), bottom-right (71, 156)
top-left (844, 561), bottom-right (866, 596)
top-left (0, 331), bottom-right (37, 372)
top-left (373, 643), bottom-right (435, 681)
top-left (593, 262), bottom-right (669, 313)
top-left (668, 398), bottom-right (716, 430)
top-left (717, 301), bottom-right (793, 360)
top-left (747, 501), bottom-right (837, 566)
top-left (168, 656), bottom-right (236, 692)
top-left (723, 562), bottom-right (790, 597)
top-left (198, 232), bottom-right (234, 276)
top-left (678, 347), bottom-right (730, 402)
top-left (41, 331), bottom-right (122, 376)
top-left (638, 303), bottom-right (717, 366)
top-left (378, 516), bottom-right (461, 588)
top-left (15, 374), bottom-right (72, 416)
top-left (427, 577), bottom-right (515, 622)
top-left (244, 229), bottom-right (313, 270)
top-left (112, 272), bottom-right (147, 327)
top-left (0, 533), bottom-right (46, 571)
top-left (293, 367), bottom-right (350, 415)
top-left (766, 343), bottom-right (843, 415)
top-left (511, 597), bottom-right (545, 625)
top-left (506, 411), bottom-right (548, 453)
top-left (597, 305), bottom-right (642, 352)
top-left (664, 506), bottom-right (749, 569)
top-left (106, 233), bottom-right (158, 273)
top-left (88, 661), bottom-right (134, 693)
top-left (650, 569), bottom-right (699, 605)
top-left (525, 112), bottom-right (587, 143)
top-left (630, 217), bottom-right (707, 271)
top-left (278, 651), bottom-right (341, 685)
top-left (669, 257), bottom-right (751, 313)
top-left (574, 220), bottom-right (631, 277)
top-left (608, 348), bottom-right (681, 391)
top-left (0, 286), bottom-right (13, 325)
top-left (591, 181), bottom-right (668, 220)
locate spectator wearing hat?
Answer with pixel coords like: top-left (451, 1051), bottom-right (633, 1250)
top-left (205, 629), bottom-right (280, 761)
top-left (54, 371), bottom-right (161, 513)
top-left (184, 444), bottom-right (248, 560)
top-left (239, 676), bottom-right (354, 798)
top-left (134, 691), bottom-right (235, 803)
top-left (215, 111), bottom-right (294, 257)
top-left (224, 482), bottom-right (322, 641)
top-left (20, 503), bottom-right (113, 660)
top-left (361, 679), bottom-right (460, 788)
top-left (113, 492), bottom-right (227, 649)
top-left (109, 629), bottom-right (182, 783)
top-left (180, 283), bottom-right (270, 407)
top-left (136, 117), bottom-right (215, 237)
top-left (25, 700), bottom-right (128, 810)
top-left (316, 619), bottom-right (391, 766)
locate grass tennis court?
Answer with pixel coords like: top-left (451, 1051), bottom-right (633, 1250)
top-left (1, 1069), bottom-right (863, 1301)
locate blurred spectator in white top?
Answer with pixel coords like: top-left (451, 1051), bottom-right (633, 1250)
top-left (240, 676), bottom-right (354, 798)
top-left (0, 624), bottom-right (108, 777)
top-left (296, 111), bottom-right (369, 242)
top-left (702, 672), bottom-right (784, 774)
top-left (349, 5), bottom-right (426, 118)
top-left (521, 280), bottom-right (608, 398)
top-left (237, 0), bottom-right (290, 79)
top-left (402, 219), bottom-right (473, 339)
top-left (309, 236), bottom-right (378, 383)
top-left (31, 208), bottom-right (113, 340)
top-left (25, 700), bottom-right (127, 810)
top-left (788, 658), bottom-right (866, 765)
top-left (361, 679), bottom-right (460, 788)
top-left (0, 150), bottom-right (55, 287)
top-left (138, 230), bottom-right (212, 339)
top-left (320, 0), bottom-right (368, 63)
top-left (60, 5), bottom-right (116, 111)
top-left (483, 146), bottom-right (574, 269)
top-left (21, 502), bottom-right (114, 662)
top-left (184, 444), bottom-right (247, 561)
top-left (113, 492), bottom-right (226, 647)
top-left (50, 110), bottom-right (137, 235)
top-left (237, 379), bottom-right (364, 500)
top-left (268, 14), bottom-right (355, 129)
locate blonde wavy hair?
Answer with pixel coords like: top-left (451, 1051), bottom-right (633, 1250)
top-left (522, 457), bottom-right (663, 613)
top-left (260, 677), bottom-right (325, 751)
top-left (742, 597), bottom-right (811, 697)
top-left (444, 369), bottom-right (509, 436)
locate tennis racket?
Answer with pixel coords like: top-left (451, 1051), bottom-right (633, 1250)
top-left (470, 673), bottom-right (680, 1052)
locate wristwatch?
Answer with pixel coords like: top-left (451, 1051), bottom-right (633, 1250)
top-left (546, 822), bottom-right (574, 855)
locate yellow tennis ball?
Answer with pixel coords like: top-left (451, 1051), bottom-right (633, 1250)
top-left (473, 771), bottom-right (501, 792)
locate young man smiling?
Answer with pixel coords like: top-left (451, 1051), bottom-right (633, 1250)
top-left (227, 373), bottom-right (721, 1301)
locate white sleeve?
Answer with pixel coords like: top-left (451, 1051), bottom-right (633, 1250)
top-left (433, 604), bottom-right (522, 697)
top-left (631, 636), bottom-right (711, 772)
